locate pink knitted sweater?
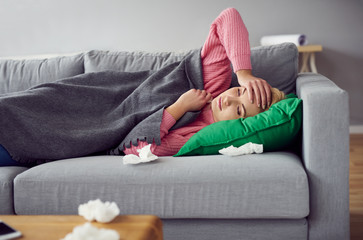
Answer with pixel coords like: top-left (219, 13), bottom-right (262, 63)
top-left (124, 8), bottom-right (252, 156)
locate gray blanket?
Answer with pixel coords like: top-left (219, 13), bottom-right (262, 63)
top-left (0, 49), bottom-right (203, 165)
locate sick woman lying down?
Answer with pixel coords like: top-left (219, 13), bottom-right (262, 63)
top-left (0, 8), bottom-right (285, 167)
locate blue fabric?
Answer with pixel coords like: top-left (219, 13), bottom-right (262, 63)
top-left (0, 144), bottom-right (20, 166)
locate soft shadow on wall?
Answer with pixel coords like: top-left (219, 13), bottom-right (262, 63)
top-left (314, 48), bottom-right (363, 126)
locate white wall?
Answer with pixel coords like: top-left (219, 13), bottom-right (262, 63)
top-left (1, 0), bottom-right (363, 125)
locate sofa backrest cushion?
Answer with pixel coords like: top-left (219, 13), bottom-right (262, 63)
top-left (84, 50), bottom-right (192, 73)
top-left (0, 42), bottom-right (297, 95)
top-left (231, 42), bottom-right (298, 94)
top-left (0, 54), bottom-right (84, 94)
top-left (85, 43), bottom-right (298, 94)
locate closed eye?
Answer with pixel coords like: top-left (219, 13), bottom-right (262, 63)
top-left (238, 88), bottom-right (246, 96)
top-left (242, 104), bottom-right (246, 118)
top-left (237, 104), bottom-right (246, 118)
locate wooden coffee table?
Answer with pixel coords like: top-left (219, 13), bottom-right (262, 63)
top-left (0, 215), bottom-right (163, 240)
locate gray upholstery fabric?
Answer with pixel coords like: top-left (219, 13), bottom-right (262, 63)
top-left (0, 54), bottom-right (84, 94)
top-left (296, 73), bottom-right (350, 240)
top-left (0, 166), bottom-right (28, 214)
top-left (85, 43), bottom-right (298, 95)
top-left (14, 152), bottom-right (309, 218)
top-left (163, 218), bottom-right (307, 240)
top-left (231, 43), bottom-right (298, 94)
top-left (250, 43), bottom-right (298, 94)
top-left (0, 44), bottom-right (350, 239)
top-left (84, 50), bottom-right (190, 73)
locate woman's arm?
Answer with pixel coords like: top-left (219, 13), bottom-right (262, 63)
top-left (165, 89), bottom-right (212, 121)
top-left (202, 7), bottom-right (271, 109)
top-left (123, 89), bottom-right (212, 156)
top-left (123, 110), bottom-right (176, 156)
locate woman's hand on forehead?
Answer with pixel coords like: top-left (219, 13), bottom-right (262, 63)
top-left (236, 69), bottom-right (272, 110)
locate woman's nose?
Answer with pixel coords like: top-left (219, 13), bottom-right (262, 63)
top-left (224, 96), bottom-right (238, 106)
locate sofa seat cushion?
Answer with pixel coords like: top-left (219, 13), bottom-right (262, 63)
top-left (14, 152), bottom-right (309, 218)
top-left (0, 166), bottom-right (28, 214)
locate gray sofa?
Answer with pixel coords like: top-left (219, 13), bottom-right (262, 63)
top-left (0, 43), bottom-right (350, 240)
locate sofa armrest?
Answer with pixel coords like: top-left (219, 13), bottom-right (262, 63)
top-left (296, 73), bottom-right (350, 240)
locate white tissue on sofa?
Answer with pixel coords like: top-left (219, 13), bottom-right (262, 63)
top-left (219, 142), bottom-right (263, 156)
top-left (260, 34), bottom-right (307, 46)
top-left (61, 222), bottom-right (120, 240)
top-left (78, 199), bottom-right (120, 223)
top-left (123, 144), bottom-right (158, 165)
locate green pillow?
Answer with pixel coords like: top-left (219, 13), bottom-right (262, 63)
top-left (174, 94), bottom-right (302, 156)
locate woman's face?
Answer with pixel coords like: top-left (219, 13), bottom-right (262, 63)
top-left (211, 87), bottom-right (262, 122)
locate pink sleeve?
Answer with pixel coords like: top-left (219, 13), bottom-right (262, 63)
top-left (201, 8), bottom-right (252, 97)
top-left (123, 109), bottom-right (176, 155)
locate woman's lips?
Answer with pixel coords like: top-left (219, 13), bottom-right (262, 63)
top-left (218, 97), bottom-right (222, 111)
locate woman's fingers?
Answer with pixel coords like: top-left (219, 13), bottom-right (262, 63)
top-left (263, 82), bottom-right (272, 107)
top-left (246, 79), bottom-right (271, 109)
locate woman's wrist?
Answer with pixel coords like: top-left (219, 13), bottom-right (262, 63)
top-left (165, 102), bottom-right (187, 121)
top-left (236, 69), bottom-right (253, 81)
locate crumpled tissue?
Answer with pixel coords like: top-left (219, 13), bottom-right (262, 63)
top-left (219, 142), bottom-right (263, 156)
top-left (61, 222), bottom-right (119, 240)
top-left (78, 199), bottom-right (120, 223)
top-left (123, 144), bottom-right (158, 165)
